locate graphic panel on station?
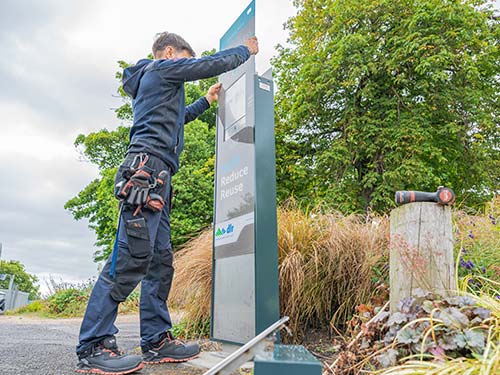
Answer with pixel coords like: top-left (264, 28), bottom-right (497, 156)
top-left (212, 0), bottom-right (256, 343)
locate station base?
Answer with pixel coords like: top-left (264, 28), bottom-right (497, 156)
top-left (254, 345), bottom-right (322, 375)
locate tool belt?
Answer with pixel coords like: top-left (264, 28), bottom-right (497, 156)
top-left (114, 153), bottom-right (169, 215)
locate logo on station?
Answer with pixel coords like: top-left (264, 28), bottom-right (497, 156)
top-left (215, 223), bottom-right (235, 237)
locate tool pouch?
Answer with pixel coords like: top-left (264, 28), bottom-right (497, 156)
top-left (145, 193), bottom-right (165, 212)
top-left (144, 170), bottom-right (170, 212)
top-left (115, 165), bottom-right (154, 207)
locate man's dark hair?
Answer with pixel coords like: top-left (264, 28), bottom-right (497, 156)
top-left (152, 32), bottom-right (196, 58)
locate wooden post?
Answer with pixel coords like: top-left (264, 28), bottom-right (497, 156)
top-left (390, 202), bottom-right (455, 312)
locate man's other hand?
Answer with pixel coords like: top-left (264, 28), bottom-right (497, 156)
top-left (205, 82), bottom-right (222, 104)
top-left (245, 36), bottom-right (259, 55)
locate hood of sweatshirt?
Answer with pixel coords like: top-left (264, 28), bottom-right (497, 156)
top-left (122, 59), bottom-right (153, 99)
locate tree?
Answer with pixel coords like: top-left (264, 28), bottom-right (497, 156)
top-left (66, 57), bottom-right (218, 262)
top-left (65, 164), bottom-right (120, 262)
top-left (273, 0), bottom-right (500, 212)
top-left (171, 120), bottom-right (215, 244)
top-left (0, 260), bottom-right (39, 300)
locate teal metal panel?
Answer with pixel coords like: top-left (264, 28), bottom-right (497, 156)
top-left (254, 345), bottom-right (322, 375)
top-left (220, 0), bottom-right (255, 50)
top-left (253, 74), bottom-right (280, 335)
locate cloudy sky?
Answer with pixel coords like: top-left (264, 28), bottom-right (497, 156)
top-left (1, 1), bottom-right (499, 295)
top-left (0, 0), bottom-right (296, 294)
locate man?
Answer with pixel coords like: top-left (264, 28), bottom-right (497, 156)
top-left (76, 32), bottom-right (259, 374)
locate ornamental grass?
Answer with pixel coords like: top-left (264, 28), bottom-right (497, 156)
top-left (169, 229), bottom-right (213, 338)
top-left (169, 203), bottom-right (390, 340)
top-left (277, 202), bottom-right (390, 339)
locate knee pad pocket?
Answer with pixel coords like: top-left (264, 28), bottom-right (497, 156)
top-left (110, 254), bottom-right (152, 302)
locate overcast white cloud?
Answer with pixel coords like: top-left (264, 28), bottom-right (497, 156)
top-left (0, 0), bottom-right (296, 294)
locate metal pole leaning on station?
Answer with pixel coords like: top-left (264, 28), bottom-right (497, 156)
top-left (203, 316), bottom-right (290, 375)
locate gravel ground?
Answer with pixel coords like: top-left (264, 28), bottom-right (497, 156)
top-left (0, 314), bottom-right (204, 375)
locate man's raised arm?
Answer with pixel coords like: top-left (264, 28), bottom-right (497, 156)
top-left (158, 37), bottom-right (259, 82)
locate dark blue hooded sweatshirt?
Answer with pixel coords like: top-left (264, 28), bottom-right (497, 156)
top-left (122, 45), bottom-right (250, 174)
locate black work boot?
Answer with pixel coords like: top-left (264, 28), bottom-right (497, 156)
top-left (76, 336), bottom-right (144, 374)
top-left (142, 331), bottom-right (200, 364)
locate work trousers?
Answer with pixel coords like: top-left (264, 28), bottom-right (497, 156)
top-left (76, 153), bottom-right (174, 354)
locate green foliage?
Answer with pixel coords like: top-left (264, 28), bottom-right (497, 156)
top-left (118, 289), bottom-right (140, 314)
top-left (376, 292), bottom-right (500, 374)
top-left (46, 288), bottom-right (89, 316)
top-left (21, 300), bottom-right (45, 313)
top-left (381, 294), bottom-right (490, 362)
top-left (65, 121), bottom-right (215, 260)
top-left (43, 278), bottom-right (95, 317)
top-left (273, 0), bottom-right (500, 212)
top-left (171, 120), bottom-right (215, 245)
top-left (74, 126), bottom-right (129, 170)
top-left (65, 126), bottom-right (129, 261)
top-left (378, 349), bottom-right (500, 375)
top-left (65, 168), bottom-right (119, 262)
top-left (169, 320), bottom-right (188, 338)
top-left (0, 260), bottom-right (39, 299)
top-left (5, 300), bottom-right (45, 315)
top-left (171, 317), bottom-right (211, 339)
top-left (185, 49), bottom-right (218, 126)
top-left (66, 56), bottom-right (217, 261)
top-left (341, 290), bottom-right (499, 373)
top-left (9, 279), bottom-right (140, 318)
top-left (454, 196), bottom-right (500, 285)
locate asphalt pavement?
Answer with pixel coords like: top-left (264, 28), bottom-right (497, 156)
top-left (0, 314), bottom-right (205, 375)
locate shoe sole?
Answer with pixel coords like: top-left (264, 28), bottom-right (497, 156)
top-left (143, 353), bottom-right (200, 364)
top-left (75, 362), bottom-right (144, 375)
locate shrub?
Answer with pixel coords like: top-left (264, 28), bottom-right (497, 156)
top-left (8, 277), bottom-right (141, 318)
top-left (5, 300), bottom-right (46, 315)
top-left (119, 289), bottom-right (140, 314)
top-left (40, 276), bottom-right (96, 317)
top-left (21, 299), bottom-right (45, 313)
top-left (376, 293), bottom-right (495, 366)
top-left (334, 277), bottom-right (500, 374)
top-left (376, 287), bottom-right (500, 375)
top-left (45, 275), bottom-right (95, 296)
top-left (46, 288), bottom-right (89, 316)
top-left (45, 282), bottom-right (140, 317)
